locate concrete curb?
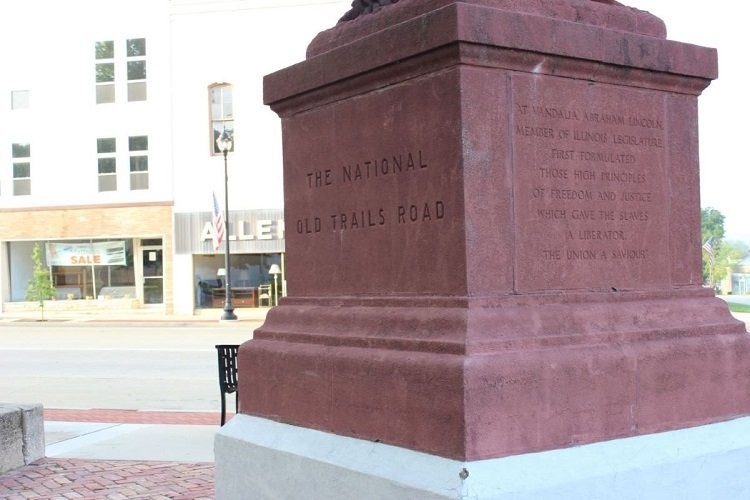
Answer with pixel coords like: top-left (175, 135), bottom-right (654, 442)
top-left (0, 404), bottom-right (45, 473)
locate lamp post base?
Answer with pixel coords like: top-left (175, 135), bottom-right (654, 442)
top-left (221, 306), bottom-right (238, 321)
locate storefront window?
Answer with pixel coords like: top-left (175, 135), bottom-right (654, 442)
top-left (7, 239), bottom-right (136, 301)
top-left (194, 253), bottom-right (281, 308)
top-left (48, 240), bottom-right (135, 300)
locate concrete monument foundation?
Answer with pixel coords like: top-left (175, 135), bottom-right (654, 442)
top-left (216, 0), bottom-right (750, 497)
top-left (216, 414), bottom-right (750, 499)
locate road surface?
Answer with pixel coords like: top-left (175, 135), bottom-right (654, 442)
top-left (0, 321), bottom-right (257, 412)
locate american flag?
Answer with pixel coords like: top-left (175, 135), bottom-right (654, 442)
top-left (702, 238), bottom-right (715, 264)
top-left (212, 191), bottom-right (225, 251)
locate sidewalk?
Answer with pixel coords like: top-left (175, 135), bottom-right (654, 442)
top-left (0, 409), bottom-right (224, 499)
top-left (0, 306), bottom-right (269, 325)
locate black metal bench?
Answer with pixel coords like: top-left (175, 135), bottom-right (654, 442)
top-left (215, 344), bottom-right (239, 426)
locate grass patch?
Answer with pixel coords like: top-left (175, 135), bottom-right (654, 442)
top-left (726, 302), bottom-right (750, 313)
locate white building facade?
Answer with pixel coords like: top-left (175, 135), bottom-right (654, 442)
top-left (0, 0), bottom-right (351, 315)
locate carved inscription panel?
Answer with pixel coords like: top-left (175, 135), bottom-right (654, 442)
top-left (280, 71), bottom-right (464, 297)
top-left (512, 75), bottom-right (670, 291)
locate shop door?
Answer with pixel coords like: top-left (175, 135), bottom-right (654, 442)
top-left (142, 248), bottom-right (163, 304)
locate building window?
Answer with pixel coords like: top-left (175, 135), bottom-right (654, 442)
top-left (12, 143), bottom-right (31, 196)
top-left (43, 239), bottom-right (136, 301)
top-left (95, 41), bottom-right (115, 104)
top-left (97, 137), bottom-right (117, 192)
top-left (127, 38), bottom-right (147, 102)
top-left (11, 90), bottom-right (30, 110)
top-left (210, 84), bottom-right (234, 155)
top-left (129, 135), bottom-right (148, 190)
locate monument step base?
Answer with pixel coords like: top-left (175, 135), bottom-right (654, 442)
top-left (215, 414), bottom-right (750, 500)
top-left (242, 291), bottom-right (750, 460)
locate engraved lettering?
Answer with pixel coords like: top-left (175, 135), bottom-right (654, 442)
top-left (611, 249), bottom-right (649, 260)
top-left (619, 210), bottom-right (649, 221)
top-left (572, 130), bottom-right (608, 143)
top-left (578, 230), bottom-right (626, 240)
top-left (583, 112), bottom-right (625, 125)
top-left (542, 249), bottom-right (562, 260)
top-left (517, 125), bottom-right (555, 138)
top-left (539, 167), bottom-right (569, 179)
top-left (329, 209), bottom-right (387, 232)
top-left (551, 149), bottom-right (575, 160)
top-left (397, 201), bottom-right (445, 224)
top-left (574, 170), bottom-right (596, 180)
top-left (612, 134), bottom-right (663, 148)
top-left (628, 116), bottom-right (664, 130)
top-left (578, 151), bottom-right (636, 164)
top-left (622, 192), bottom-right (652, 202)
top-left (513, 85), bottom-right (666, 290)
top-left (307, 169), bottom-right (333, 188)
top-left (341, 150), bottom-right (428, 184)
top-left (296, 217), bottom-right (321, 234)
top-left (537, 209), bottom-right (566, 220)
top-left (600, 171), bottom-right (646, 184)
top-left (566, 249), bottom-right (597, 260)
top-left (532, 106), bottom-right (579, 120)
top-left (571, 210), bottom-right (596, 220)
top-left (549, 189), bottom-right (592, 200)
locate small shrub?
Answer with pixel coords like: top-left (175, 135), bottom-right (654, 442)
top-left (25, 243), bottom-right (56, 319)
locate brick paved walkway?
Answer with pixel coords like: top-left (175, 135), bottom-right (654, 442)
top-left (44, 408), bottom-right (232, 426)
top-left (0, 458), bottom-right (214, 499)
top-left (0, 409), bottom-right (225, 499)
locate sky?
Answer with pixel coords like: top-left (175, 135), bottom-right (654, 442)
top-left (621, 1), bottom-right (749, 242)
top-left (318, 1), bottom-right (747, 242)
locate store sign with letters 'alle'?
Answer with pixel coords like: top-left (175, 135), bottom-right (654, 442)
top-left (45, 241), bottom-right (127, 266)
top-left (200, 219), bottom-right (285, 243)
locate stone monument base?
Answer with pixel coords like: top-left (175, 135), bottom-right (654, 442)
top-left (215, 414), bottom-right (750, 499)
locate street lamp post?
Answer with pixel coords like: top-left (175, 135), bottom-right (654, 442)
top-left (217, 129), bottom-right (237, 321)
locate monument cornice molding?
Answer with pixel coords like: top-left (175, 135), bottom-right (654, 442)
top-left (322, 0), bottom-right (666, 54)
top-left (265, 2), bottom-right (716, 112)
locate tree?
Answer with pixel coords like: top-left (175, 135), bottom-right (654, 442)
top-left (701, 207), bottom-right (723, 285)
top-left (25, 243), bottom-right (56, 320)
top-left (701, 207), bottom-right (725, 244)
top-left (701, 207), bottom-right (747, 287)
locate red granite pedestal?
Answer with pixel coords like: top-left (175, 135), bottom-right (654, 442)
top-left (216, 1), bottom-right (750, 497)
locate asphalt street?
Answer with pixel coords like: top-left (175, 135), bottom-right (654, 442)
top-left (1, 307), bottom-right (748, 412)
top-left (0, 321), bottom-right (258, 412)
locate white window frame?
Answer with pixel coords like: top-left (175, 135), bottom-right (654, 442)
top-left (97, 137), bottom-right (117, 192)
top-left (209, 83), bottom-right (234, 155)
top-left (12, 143), bottom-right (31, 196)
top-left (95, 40), bottom-right (115, 104)
top-left (126, 38), bottom-right (147, 102)
top-left (128, 135), bottom-right (149, 190)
